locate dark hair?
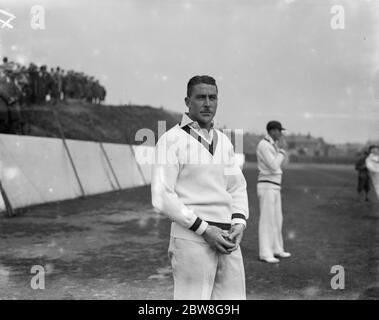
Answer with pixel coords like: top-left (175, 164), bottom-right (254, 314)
top-left (187, 75), bottom-right (217, 97)
top-left (368, 145), bottom-right (379, 153)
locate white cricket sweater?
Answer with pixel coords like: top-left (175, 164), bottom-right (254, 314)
top-left (366, 153), bottom-right (379, 199)
top-left (256, 135), bottom-right (285, 189)
top-left (151, 113), bottom-right (249, 243)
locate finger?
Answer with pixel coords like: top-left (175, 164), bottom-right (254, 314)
top-left (215, 244), bottom-right (229, 254)
top-left (221, 230), bottom-right (230, 237)
top-left (227, 230), bottom-right (238, 240)
top-left (219, 237), bottom-right (235, 249)
top-left (228, 228), bottom-right (242, 241)
top-left (227, 226), bottom-right (239, 237)
top-left (226, 245), bottom-right (238, 253)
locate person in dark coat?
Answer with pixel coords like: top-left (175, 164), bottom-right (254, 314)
top-left (355, 150), bottom-right (371, 202)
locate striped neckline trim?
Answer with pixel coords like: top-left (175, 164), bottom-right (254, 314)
top-left (180, 124), bottom-right (218, 156)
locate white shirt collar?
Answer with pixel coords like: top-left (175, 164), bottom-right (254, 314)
top-left (179, 113), bottom-right (214, 143)
top-left (264, 134), bottom-right (276, 145)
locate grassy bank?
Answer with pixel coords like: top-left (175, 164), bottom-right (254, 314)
top-left (2, 100), bottom-right (180, 146)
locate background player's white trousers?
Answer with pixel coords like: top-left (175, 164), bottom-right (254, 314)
top-left (168, 237), bottom-right (246, 300)
top-left (369, 172), bottom-right (379, 200)
top-left (257, 186), bottom-right (285, 258)
top-left (366, 154), bottom-right (379, 200)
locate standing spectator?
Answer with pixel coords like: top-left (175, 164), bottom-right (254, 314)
top-left (36, 65), bottom-right (49, 103)
top-left (28, 63), bottom-right (39, 104)
top-left (55, 67), bottom-right (63, 101)
top-left (49, 67), bottom-right (59, 104)
top-left (355, 150), bottom-right (371, 202)
top-left (99, 85), bottom-right (106, 103)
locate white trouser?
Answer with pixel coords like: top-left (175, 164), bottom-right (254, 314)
top-left (168, 237), bottom-right (246, 300)
top-left (369, 172), bottom-right (379, 200)
top-left (257, 186), bottom-right (285, 259)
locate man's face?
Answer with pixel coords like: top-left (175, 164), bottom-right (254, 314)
top-left (185, 83), bottom-right (218, 126)
top-left (269, 129), bottom-right (283, 141)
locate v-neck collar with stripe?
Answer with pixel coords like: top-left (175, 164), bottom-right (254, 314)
top-left (264, 134), bottom-right (280, 152)
top-left (264, 134), bottom-right (275, 145)
top-left (179, 113), bottom-right (218, 156)
top-left (179, 113), bottom-right (214, 143)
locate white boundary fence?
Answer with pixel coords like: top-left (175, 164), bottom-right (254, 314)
top-left (0, 134), bottom-right (154, 211)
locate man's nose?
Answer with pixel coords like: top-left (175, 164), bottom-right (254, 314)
top-left (204, 97), bottom-right (210, 106)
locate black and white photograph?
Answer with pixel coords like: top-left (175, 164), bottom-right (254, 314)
top-left (0, 0), bottom-right (378, 305)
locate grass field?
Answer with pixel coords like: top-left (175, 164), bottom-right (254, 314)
top-left (0, 163), bottom-right (378, 299)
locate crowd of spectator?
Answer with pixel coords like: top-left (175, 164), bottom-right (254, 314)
top-left (0, 56), bottom-right (106, 106)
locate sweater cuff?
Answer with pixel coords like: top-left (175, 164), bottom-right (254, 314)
top-left (189, 217), bottom-right (209, 235)
top-left (231, 213), bottom-right (247, 227)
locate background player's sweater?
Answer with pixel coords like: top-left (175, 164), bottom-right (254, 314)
top-left (256, 135), bottom-right (285, 187)
top-left (366, 153), bottom-right (379, 200)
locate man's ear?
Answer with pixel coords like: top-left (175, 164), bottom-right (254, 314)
top-left (184, 97), bottom-right (190, 108)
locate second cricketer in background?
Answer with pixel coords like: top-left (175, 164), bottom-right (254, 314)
top-left (256, 121), bottom-right (291, 263)
top-left (366, 145), bottom-right (379, 201)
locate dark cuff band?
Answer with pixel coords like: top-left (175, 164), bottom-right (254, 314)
top-left (189, 217), bottom-right (203, 232)
top-left (232, 213), bottom-right (246, 220)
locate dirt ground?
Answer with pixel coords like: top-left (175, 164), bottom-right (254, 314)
top-left (0, 163), bottom-right (378, 300)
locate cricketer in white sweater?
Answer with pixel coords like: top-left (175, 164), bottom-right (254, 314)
top-left (151, 113), bottom-right (249, 243)
top-left (366, 150), bottom-right (379, 200)
top-left (256, 133), bottom-right (290, 262)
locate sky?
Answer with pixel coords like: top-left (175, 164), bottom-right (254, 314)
top-left (0, 0), bottom-right (378, 144)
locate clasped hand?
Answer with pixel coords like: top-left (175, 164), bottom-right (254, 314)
top-left (203, 224), bottom-right (245, 254)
